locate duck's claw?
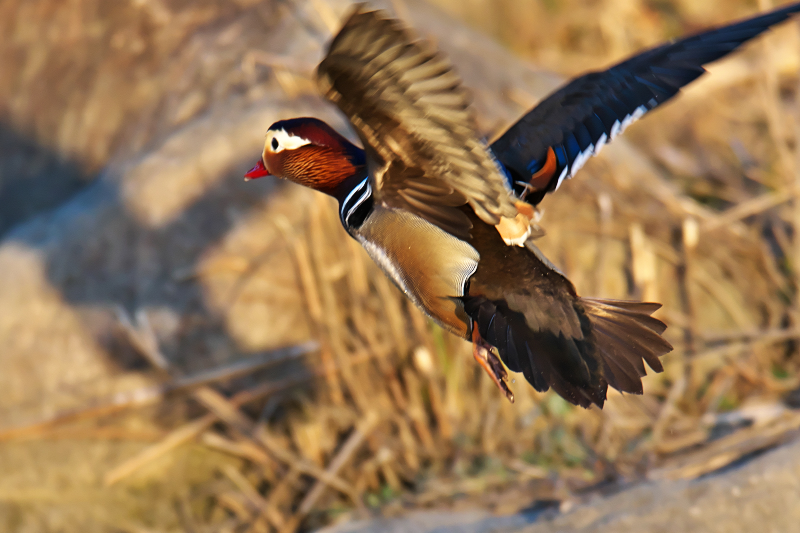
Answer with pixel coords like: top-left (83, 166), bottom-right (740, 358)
top-left (472, 328), bottom-right (514, 403)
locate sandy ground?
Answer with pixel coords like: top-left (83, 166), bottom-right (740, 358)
top-left (321, 435), bottom-right (800, 533)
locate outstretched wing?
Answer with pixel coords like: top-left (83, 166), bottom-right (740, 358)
top-left (317, 5), bottom-right (517, 239)
top-left (491, 3), bottom-right (800, 205)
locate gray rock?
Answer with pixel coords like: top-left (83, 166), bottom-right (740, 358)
top-left (320, 437), bottom-right (800, 533)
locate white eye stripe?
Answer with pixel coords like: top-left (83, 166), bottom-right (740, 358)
top-left (266, 129), bottom-right (312, 153)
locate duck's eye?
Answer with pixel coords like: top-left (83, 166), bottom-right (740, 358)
top-left (271, 137), bottom-right (279, 151)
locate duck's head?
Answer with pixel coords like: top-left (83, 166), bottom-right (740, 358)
top-left (244, 117), bottom-right (365, 197)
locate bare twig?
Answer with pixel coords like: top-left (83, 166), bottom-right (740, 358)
top-left (701, 188), bottom-right (797, 233)
top-left (0, 342), bottom-right (316, 442)
top-left (222, 464), bottom-right (286, 530)
top-left (103, 375), bottom-right (308, 486)
top-left (105, 415), bottom-right (218, 486)
top-left (115, 306), bottom-right (170, 372)
top-left (281, 411), bottom-right (380, 533)
top-left (649, 411), bottom-right (800, 480)
top-left (257, 428), bottom-right (363, 506)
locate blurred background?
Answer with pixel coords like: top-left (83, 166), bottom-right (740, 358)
top-left (1, 0), bottom-right (800, 531)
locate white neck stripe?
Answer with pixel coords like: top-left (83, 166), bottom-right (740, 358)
top-left (341, 177), bottom-right (369, 209)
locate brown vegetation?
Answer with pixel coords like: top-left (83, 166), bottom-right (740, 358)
top-left (1, 0), bottom-right (800, 531)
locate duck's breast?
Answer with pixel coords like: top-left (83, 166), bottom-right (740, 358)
top-left (353, 206), bottom-right (479, 338)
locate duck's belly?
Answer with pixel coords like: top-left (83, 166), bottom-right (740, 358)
top-left (352, 206), bottom-right (479, 338)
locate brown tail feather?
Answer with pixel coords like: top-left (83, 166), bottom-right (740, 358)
top-left (581, 298), bottom-right (672, 394)
top-left (583, 299), bottom-right (668, 334)
top-left (462, 295), bottom-right (607, 408)
top-left (461, 296), bottom-right (672, 408)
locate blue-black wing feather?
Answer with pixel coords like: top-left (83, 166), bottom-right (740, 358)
top-left (490, 3), bottom-right (800, 204)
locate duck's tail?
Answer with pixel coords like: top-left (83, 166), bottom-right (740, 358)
top-left (580, 298), bottom-right (672, 396)
top-left (462, 295), bottom-right (672, 408)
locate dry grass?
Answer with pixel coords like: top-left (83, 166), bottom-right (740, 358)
top-left (3, 0), bottom-right (800, 531)
top-left (191, 0), bottom-right (800, 529)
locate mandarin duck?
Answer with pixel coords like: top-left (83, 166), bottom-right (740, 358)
top-left (246, 3), bottom-right (800, 408)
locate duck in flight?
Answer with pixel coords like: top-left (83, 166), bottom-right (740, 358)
top-left (245, 2), bottom-right (800, 407)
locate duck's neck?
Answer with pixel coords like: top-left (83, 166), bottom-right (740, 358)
top-left (320, 144), bottom-right (367, 200)
top-left (330, 167), bottom-right (368, 201)
top-left (333, 164), bottom-right (373, 230)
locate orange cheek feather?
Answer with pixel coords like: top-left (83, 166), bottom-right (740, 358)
top-left (282, 147), bottom-right (357, 194)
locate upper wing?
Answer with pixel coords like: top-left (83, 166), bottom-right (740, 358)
top-left (317, 5), bottom-right (517, 239)
top-left (491, 3), bottom-right (800, 206)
